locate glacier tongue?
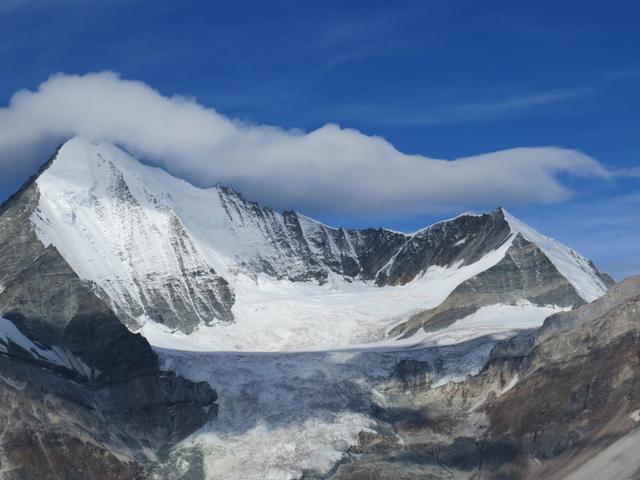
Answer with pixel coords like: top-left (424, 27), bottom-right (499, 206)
top-left (153, 335), bottom-right (500, 480)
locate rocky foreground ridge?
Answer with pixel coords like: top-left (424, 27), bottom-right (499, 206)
top-left (327, 276), bottom-right (640, 479)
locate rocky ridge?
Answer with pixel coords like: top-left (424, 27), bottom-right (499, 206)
top-left (327, 276), bottom-right (640, 479)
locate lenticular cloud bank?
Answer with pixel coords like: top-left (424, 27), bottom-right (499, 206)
top-left (0, 72), bottom-right (608, 216)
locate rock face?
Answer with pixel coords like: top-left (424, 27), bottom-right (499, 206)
top-left (0, 360), bottom-right (145, 480)
top-left (0, 151), bottom-right (218, 478)
top-left (27, 138), bottom-right (611, 334)
top-left (297, 205), bottom-right (513, 286)
top-left (328, 277), bottom-right (640, 479)
top-left (392, 234), bottom-right (589, 338)
top-left (0, 319), bottom-right (218, 478)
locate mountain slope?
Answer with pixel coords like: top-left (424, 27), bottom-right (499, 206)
top-left (325, 276), bottom-right (640, 479)
top-left (0, 152), bottom-right (219, 478)
top-left (390, 233), bottom-right (598, 338)
top-left (26, 137), bottom-right (611, 349)
top-left (0, 137), bottom-right (626, 479)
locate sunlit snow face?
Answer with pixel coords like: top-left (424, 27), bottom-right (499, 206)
top-left (31, 138), bottom-right (605, 352)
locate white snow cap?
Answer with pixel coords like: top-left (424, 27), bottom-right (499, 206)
top-left (501, 207), bottom-right (608, 302)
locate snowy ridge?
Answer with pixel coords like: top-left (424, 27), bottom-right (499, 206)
top-left (502, 208), bottom-right (608, 302)
top-left (29, 138), bottom-right (610, 350)
top-left (407, 211), bottom-right (482, 236)
top-left (32, 139), bottom-right (236, 330)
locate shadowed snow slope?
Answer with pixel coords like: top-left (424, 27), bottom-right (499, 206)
top-left (30, 138), bottom-right (611, 351)
top-left (151, 336), bottom-right (500, 480)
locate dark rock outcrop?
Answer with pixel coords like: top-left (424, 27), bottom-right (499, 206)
top-left (391, 234), bottom-right (586, 338)
top-left (213, 187), bottom-right (515, 289)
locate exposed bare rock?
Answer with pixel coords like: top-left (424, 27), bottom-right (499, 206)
top-left (329, 277), bottom-right (640, 479)
top-left (392, 234), bottom-right (586, 338)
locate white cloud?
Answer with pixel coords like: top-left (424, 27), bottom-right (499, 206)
top-left (0, 71), bottom-right (608, 217)
top-left (614, 166), bottom-right (640, 178)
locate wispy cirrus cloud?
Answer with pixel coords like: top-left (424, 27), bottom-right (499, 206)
top-left (440, 87), bottom-right (595, 122)
top-left (336, 87), bottom-right (595, 127)
top-left (612, 166), bottom-right (640, 178)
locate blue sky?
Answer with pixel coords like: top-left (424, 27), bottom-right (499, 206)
top-left (0, 0), bottom-right (638, 278)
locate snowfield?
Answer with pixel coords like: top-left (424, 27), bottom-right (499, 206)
top-left (141, 237), bottom-right (516, 352)
top-left (142, 281), bottom-right (564, 353)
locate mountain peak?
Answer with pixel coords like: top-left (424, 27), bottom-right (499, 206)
top-left (501, 207), bottom-right (611, 301)
top-left (18, 141), bottom-right (613, 348)
top-left (50, 136), bottom-right (134, 171)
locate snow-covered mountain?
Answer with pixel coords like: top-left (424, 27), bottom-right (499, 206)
top-left (0, 137), bottom-right (627, 480)
top-left (24, 137), bottom-right (612, 350)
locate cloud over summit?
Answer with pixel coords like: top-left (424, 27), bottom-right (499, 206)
top-left (0, 71), bottom-right (608, 217)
